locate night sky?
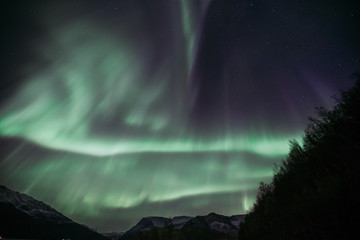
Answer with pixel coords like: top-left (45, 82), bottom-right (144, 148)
top-left (1, 0), bottom-right (359, 232)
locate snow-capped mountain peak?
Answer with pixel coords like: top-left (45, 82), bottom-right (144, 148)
top-left (119, 212), bottom-right (245, 240)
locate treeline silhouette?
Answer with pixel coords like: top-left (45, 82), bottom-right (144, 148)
top-left (239, 74), bottom-right (360, 240)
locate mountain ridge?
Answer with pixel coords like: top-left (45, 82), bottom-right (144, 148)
top-left (119, 212), bottom-right (245, 240)
top-left (0, 185), bottom-right (244, 240)
top-left (0, 185), bottom-right (108, 240)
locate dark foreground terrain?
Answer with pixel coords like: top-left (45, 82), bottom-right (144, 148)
top-left (238, 76), bottom-right (360, 240)
top-left (0, 185), bottom-right (108, 240)
top-left (0, 185), bottom-right (244, 240)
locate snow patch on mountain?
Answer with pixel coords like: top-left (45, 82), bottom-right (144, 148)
top-left (171, 216), bottom-right (193, 229)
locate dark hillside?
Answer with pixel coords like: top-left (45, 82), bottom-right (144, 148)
top-left (0, 185), bottom-right (109, 240)
top-left (239, 74), bottom-right (360, 240)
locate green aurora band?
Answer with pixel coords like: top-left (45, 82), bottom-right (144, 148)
top-left (0, 0), bottom-right (304, 232)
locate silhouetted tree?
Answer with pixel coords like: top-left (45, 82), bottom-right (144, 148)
top-left (239, 74), bottom-right (360, 240)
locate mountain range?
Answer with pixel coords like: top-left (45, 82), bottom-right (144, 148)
top-left (0, 185), bottom-right (244, 240)
top-left (119, 213), bottom-right (244, 240)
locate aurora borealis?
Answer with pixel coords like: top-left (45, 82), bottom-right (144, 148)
top-left (1, 0), bottom-right (359, 232)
